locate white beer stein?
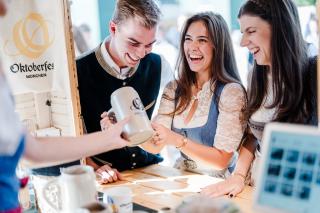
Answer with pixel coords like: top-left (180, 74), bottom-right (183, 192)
top-left (109, 87), bottom-right (154, 146)
top-left (42, 165), bottom-right (96, 212)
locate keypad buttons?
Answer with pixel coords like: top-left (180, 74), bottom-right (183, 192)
top-left (297, 186), bottom-right (311, 200)
top-left (286, 150), bottom-right (299, 163)
top-left (264, 180), bottom-right (277, 193)
top-left (270, 148), bottom-right (284, 160)
top-left (283, 167), bottom-right (296, 180)
top-left (281, 184), bottom-right (293, 197)
top-left (267, 164), bottom-right (281, 177)
top-left (302, 152), bottom-right (316, 166)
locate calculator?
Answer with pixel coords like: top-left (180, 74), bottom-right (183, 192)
top-left (254, 123), bottom-right (320, 213)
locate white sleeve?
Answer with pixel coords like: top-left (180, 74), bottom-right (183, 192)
top-left (152, 55), bottom-right (175, 118)
top-left (153, 81), bottom-right (176, 129)
top-left (214, 83), bottom-right (246, 152)
top-left (0, 74), bottom-right (23, 155)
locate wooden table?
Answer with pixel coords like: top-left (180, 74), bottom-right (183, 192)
top-left (98, 164), bottom-right (255, 213)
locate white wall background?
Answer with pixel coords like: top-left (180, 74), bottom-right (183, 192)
top-left (70, 0), bottom-right (101, 48)
top-left (178, 0), bottom-right (231, 28)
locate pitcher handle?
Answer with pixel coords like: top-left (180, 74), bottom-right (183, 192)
top-left (42, 178), bottom-right (61, 211)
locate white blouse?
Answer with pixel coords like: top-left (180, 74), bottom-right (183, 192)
top-left (154, 80), bottom-right (246, 153)
top-left (250, 74), bottom-right (276, 123)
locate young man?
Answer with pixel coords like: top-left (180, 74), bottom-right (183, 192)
top-left (76, 0), bottom-right (173, 183)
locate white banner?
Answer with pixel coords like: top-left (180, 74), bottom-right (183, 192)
top-left (0, 0), bottom-right (70, 94)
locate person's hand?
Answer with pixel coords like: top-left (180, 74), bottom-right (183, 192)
top-left (201, 174), bottom-right (245, 198)
top-left (103, 117), bottom-right (130, 149)
top-left (100, 111), bottom-right (117, 131)
top-left (95, 164), bottom-right (123, 184)
top-left (151, 122), bottom-right (174, 146)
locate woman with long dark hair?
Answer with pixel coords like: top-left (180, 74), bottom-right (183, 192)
top-left (143, 12), bottom-right (246, 177)
top-left (201, 0), bottom-right (317, 197)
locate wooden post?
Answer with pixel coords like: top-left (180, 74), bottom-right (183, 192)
top-left (62, 0), bottom-right (83, 136)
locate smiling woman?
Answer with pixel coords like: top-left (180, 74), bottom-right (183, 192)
top-left (239, 15), bottom-right (271, 66)
top-left (201, 0), bottom-right (318, 198)
top-left (183, 20), bottom-right (213, 78)
top-left (142, 11), bottom-right (247, 178)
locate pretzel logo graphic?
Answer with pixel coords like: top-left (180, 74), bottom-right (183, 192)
top-left (5, 13), bottom-right (54, 59)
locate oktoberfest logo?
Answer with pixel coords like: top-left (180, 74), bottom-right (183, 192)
top-left (131, 98), bottom-right (144, 111)
top-left (5, 12), bottom-right (54, 59)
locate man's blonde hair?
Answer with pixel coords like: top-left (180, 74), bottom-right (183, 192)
top-left (112, 0), bottom-right (161, 29)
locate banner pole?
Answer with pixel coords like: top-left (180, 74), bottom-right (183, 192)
top-left (62, 0), bottom-right (83, 136)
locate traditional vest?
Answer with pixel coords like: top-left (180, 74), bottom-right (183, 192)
top-left (173, 82), bottom-right (237, 175)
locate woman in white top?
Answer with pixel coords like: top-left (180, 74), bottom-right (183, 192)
top-left (201, 0), bottom-right (317, 198)
top-left (142, 12), bottom-right (247, 177)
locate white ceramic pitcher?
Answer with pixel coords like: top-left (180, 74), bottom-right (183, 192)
top-left (42, 165), bottom-right (97, 212)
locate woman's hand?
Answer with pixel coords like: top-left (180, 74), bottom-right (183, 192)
top-left (96, 164), bottom-right (123, 184)
top-left (151, 122), bottom-right (175, 146)
top-left (201, 174), bottom-right (245, 198)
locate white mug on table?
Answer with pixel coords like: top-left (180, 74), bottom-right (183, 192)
top-left (42, 165), bottom-right (97, 212)
top-left (109, 86), bottom-right (154, 146)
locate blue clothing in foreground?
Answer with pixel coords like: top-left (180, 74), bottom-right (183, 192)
top-left (0, 136), bottom-right (25, 211)
top-left (0, 72), bottom-right (25, 211)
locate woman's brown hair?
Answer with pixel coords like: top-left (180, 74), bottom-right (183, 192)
top-left (238, 0), bottom-right (317, 124)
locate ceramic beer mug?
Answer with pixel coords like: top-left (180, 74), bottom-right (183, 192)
top-left (42, 165), bottom-right (97, 212)
top-left (109, 87), bottom-right (154, 146)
